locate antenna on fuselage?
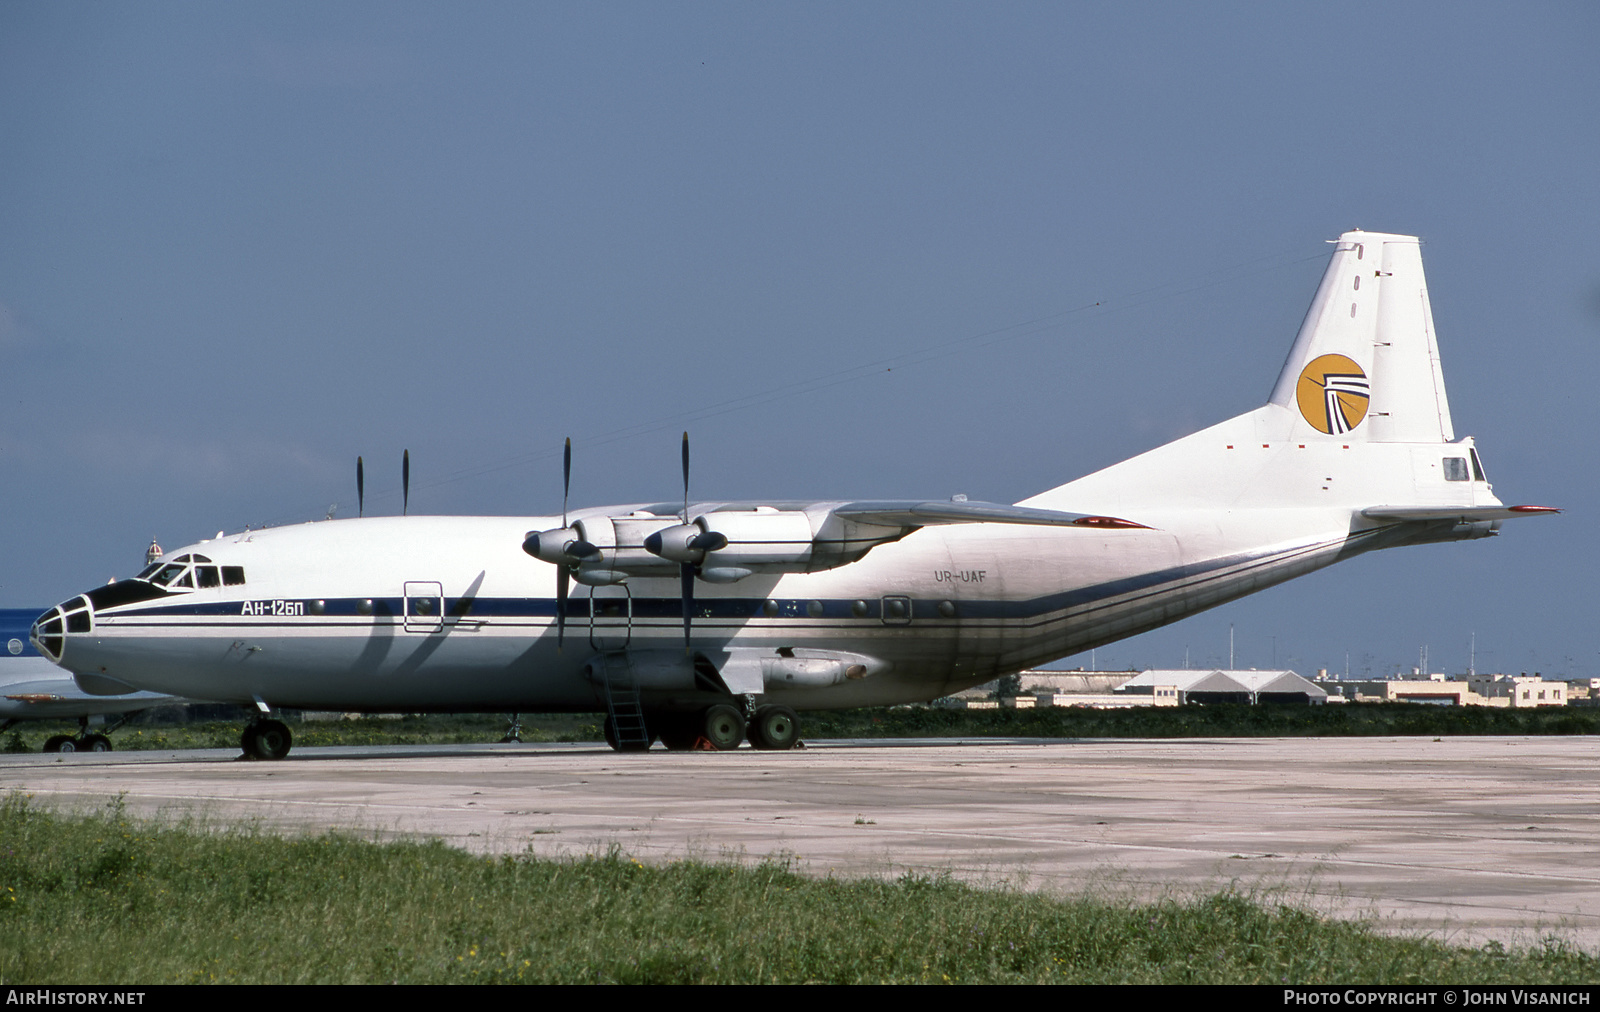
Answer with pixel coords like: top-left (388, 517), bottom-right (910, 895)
top-left (356, 456), bottom-right (365, 518)
top-left (402, 449), bottom-right (410, 516)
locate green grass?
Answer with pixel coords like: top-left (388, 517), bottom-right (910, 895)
top-left (0, 794), bottom-right (1595, 984)
top-left (2, 713), bottom-right (603, 754)
top-left (5, 702), bottom-right (1596, 755)
top-left (804, 702), bottom-right (1600, 739)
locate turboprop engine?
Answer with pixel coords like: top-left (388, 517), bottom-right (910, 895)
top-left (524, 505), bottom-right (903, 586)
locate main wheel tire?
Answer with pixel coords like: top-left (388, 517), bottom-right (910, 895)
top-left (43, 734), bottom-right (73, 753)
top-left (655, 714), bottom-right (700, 751)
top-left (81, 734), bottom-right (113, 753)
top-left (748, 705), bottom-right (799, 751)
top-left (602, 716), bottom-right (651, 753)
top-left (243, 719), bottom-right (292, 760)
top-left (701, 704), bottom-right (746, 751)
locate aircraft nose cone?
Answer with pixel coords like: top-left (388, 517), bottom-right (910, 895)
top-left (31, 607), bottom-right (64, 662)
top-left (30, 595), bottom-right (91, 664)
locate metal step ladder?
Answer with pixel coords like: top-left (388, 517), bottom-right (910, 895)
top-left (595, 651), bottom-right (651, 750)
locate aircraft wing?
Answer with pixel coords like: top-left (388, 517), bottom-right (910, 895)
top-left (0, 664), bottom-right (192, 719)
top-left (833, 500), bottom-right (1148, 529)
top-left (1361, 505), bottom-right (1561, 523)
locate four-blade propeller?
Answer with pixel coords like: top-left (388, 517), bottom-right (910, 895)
top-left (522, 433), bottom-right (726, 653)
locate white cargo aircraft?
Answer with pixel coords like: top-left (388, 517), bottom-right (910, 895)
top-left (31, 230), bottom-right (1555, 759)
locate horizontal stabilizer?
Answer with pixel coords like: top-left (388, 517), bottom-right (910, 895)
top-left (835, 500), bottom-right (1147, 529)
top-left (1362, 505), bottom-right (1561, 523)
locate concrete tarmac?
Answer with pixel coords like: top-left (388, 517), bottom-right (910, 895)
top-left (3, 735), bottom-right (1598, 950)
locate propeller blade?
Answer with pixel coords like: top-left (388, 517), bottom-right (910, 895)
top-left (556, 567), bottom-right (569, 651)
top-left (402, 449), bottom-right (410, 516)
top-left (356, 456), bottom-right (365, 518)
top-left (681, 431), bottom-right (690, 523)
top-left (562, 437), bottom-right (572, 528)
top-left (680, 562), bottom-right (695, 654)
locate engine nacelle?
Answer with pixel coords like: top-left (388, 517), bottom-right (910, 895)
top-left (524, 505), bottom-right (911, 584)
top-left (696, 508), bottom-right (816, 570)
top-left (643, 521), bottom-right (728, 564)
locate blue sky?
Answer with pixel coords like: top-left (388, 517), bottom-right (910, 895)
top-left (2, 3), bottom-right (1596, 678)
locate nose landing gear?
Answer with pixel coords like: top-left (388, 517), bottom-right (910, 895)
top-left (241, 718), bottom-right (292, 760)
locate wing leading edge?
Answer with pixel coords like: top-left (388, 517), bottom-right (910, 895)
top-left (835, 500), bottom-right (1149, 529)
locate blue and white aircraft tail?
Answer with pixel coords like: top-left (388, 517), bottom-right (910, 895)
top-left (31, 229), bottom-right (1555, 758)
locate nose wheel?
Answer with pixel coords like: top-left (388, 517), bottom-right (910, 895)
top-left (241, 719), bottom-right (293, 760)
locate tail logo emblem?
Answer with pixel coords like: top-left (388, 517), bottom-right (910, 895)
top-left (1296, 354), bottom-right (1370, 434)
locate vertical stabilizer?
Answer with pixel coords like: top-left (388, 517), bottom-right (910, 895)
top-left (1268, 230), bottom-right (1454, 443)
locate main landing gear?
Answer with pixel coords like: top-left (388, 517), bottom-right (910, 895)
top-left (38, 715), bottom-right (124, 753)
top-left (619, 703), bottom-right (801, 753)
top-left (241, 718), bottom-right (292, 761)
top-left (43, 732), bottom-right (112, 753)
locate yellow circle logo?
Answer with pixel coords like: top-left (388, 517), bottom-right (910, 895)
top-left (1296, 354), bottom-right (1370, 434)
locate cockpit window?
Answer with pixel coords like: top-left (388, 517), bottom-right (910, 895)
top-left (1469, 449), bottom-right (1487, 482)
top-left (137, 563), bottom-right (162, 579)
top-left (140, 555), bottom-right (240, 590)
top-left (1443, 457), bottom-right (1470, 482)
top-left (150, 564), bottom-right (188, 586)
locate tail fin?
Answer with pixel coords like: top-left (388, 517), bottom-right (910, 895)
top-left (1268, 230), bottom-right (1454, 443)
top-left (1022, 229), bottom-right (1491, 515)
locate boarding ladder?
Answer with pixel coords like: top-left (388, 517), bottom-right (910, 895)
top-left (594, 651), bottom-right (650, 750)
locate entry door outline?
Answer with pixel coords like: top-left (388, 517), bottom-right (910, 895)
top-left (404, 581), bottom-right (444, 633)
top-left (587, 584), bottom-right (632, 650)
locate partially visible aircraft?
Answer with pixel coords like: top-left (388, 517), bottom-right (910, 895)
top-left (0, 607), bottom-right (192, 752)
top-left (31, 230), bottom-right (1556, 759)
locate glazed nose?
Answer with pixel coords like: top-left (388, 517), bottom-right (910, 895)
top-left (30, 595), bottom-right (90, 663)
